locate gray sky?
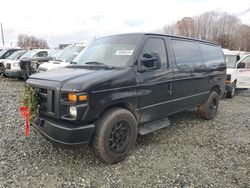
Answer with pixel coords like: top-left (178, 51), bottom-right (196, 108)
top-left (1, 0), bottom-right (250, 48)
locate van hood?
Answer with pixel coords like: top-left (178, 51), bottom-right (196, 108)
top-left (30, 67), bottom-right (95, 82)
top-left (28, 67), bottom-right (131, 92)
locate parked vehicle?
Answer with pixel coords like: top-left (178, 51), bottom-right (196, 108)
top-left (0, 48), bottom-right (21, 60)
top-left (37, 43), bottom-right (87, 72)
top-left (0, 50), bottom-right (27, 76)
top-left (19, 49), bottom-right (52, 80)
top-left (225, 54), bottom-right (250, 97)
top-left (4, 49), bottom-right (51, 79)
top-left (27, 33), bottom-right (226, 163)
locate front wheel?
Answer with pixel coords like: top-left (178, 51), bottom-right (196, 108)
top-left (198, 91), bottom-right (219, 120)
top-left (92, 108), bottom-right (137, 164)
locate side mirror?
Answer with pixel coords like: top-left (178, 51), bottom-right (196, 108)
top-left (138, 52), bottom-right (161, 72)
top-left (237, 62), bottom-right (245, 69)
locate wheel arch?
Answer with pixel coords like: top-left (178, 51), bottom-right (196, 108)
top-left (97, 102), bottom-right (138, 121)
top-left (210, 85), bottom-right (221, 95)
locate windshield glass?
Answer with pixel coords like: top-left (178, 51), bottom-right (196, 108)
top-left (73, 35), bottom-right (142, 67)
top-left (56, 45), bottom-right (85, 62)
top-left (0, 50), bottom-right (7, 57)
top-left (20, 50), bottom-right (39, 59)
top-left (7, 50), bottom-right (26, 60)
top-left (225, 55), bottom-right (238, 68)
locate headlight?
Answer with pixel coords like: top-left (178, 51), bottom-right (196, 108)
top-left (69, 106), bottom-right (77, 117)
top-left (13, 62), bottom-right (20, 67)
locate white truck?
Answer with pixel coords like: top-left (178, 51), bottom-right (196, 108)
top-left (37, 43), bottom-right (87, 72)
top-left (225, 54), bottom-right (250, 98)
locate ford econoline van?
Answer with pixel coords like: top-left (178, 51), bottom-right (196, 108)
top-left (26, 33), bottom-right (226, 163)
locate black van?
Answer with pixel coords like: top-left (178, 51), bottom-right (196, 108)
top-left (27, 33), bottom-right (226, 163)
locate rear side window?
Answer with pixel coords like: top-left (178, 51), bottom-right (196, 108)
top-left (199, 43), bottom-right (225, 68)
top-left (171, 40), bottom-right (202, 69)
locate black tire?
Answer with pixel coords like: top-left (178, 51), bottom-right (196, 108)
top-left (198, 91), bottom-right (219, 120)
top-left (92, 108), bottom-right (137, 164)
top-left (226, 84), bottom-right (235, 98)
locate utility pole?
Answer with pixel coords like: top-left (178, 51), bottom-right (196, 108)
top-left (1, 23), bottom-right (5, 46)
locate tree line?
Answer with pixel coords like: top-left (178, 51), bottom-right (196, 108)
top-left (17, 34), bottom-right (49, 49)
top-left (160, 11), bottom-right (250, 51)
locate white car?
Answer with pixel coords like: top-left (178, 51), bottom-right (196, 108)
top-left (4, 49), bottom-right (51, 78)
top-left (0, 50), bottom-right (27, 76)
top-left (37, 43), bottom-right (87, 72)
top-left (225, 54), bottom-right (250, 98)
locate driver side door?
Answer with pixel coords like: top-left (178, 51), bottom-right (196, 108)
top-left (236, 55), bottom-right (250, 88)
top-left (136, 37), bottom-right (173, 123)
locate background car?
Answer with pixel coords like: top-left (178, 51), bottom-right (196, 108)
top-left (0, 50), bottom-right (27, 75)
top-left (4, 49), bottom-right (51, 79)
top-left (0, 48), bottom-right (21, 60)
top-left (19, 49), bottom-right (52, 79)
top-left (37, 43), bottom-right (87, 72)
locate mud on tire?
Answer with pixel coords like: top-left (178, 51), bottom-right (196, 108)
top-left (198, 91), bottom-right (219, 120)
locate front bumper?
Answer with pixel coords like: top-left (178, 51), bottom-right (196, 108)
top-left (4, 70), bottom-right (22, 77)
top-left (32, 117), bottom-right (95, 147)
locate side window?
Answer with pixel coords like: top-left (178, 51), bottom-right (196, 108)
top-left (171, 40), bottom-right (202, 69)
top-left (199, 43), bottom-right (225, 68)
top-left (239, 56), bottom-right (250, 69)
top-left (141, 38), bottom-right (168, 68)
top-left (36, 51), bottom-right (48, 57)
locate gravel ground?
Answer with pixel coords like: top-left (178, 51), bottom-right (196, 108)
top-left (0, 77), bottom-right (249, 188)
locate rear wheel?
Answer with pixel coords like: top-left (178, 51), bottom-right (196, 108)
top-left (198, 91), bottom-right (219, 120)
top-left (92, 108), bottom-right (137, 164)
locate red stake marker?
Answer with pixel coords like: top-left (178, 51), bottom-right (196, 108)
top-left (20, 106), bottom-right (30, 137)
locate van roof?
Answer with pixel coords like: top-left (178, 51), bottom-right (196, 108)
top-left (99, 33), bottom-right (219, 46)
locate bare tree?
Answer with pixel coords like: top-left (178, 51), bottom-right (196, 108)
top-left (17, 34), bottom-right (49, 49)
top-left (160, 11), bottom-right (250, 51)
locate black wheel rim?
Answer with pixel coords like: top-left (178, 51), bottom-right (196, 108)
top-left (109, 120), bottom-right (130, 153)
top-left (209, 98), bottom-right (217, 114)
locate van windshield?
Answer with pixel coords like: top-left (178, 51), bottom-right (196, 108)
top-left (224, 55), bottom-right (238, 68)
top-left (73, 35), bottom-right (142, 67)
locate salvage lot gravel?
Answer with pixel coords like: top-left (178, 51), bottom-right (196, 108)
top-left (0, 77), bottom-right (249, 188)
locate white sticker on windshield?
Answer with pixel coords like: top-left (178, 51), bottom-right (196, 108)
top-left (115, 50), bottom-right (134, 56)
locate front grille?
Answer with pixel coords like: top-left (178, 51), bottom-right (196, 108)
top-left (6, 63), bottom-right (11, 70)
top-left (37, 87), bottom-right (55, 115)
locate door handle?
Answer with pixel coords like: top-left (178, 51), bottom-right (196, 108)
top-left (168, 83), bottom-right (173, 95)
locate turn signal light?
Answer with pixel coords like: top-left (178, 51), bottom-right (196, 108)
top-left (79, 95), bottom-right (87, 101)
top-left (68, 93), bottom-right (87, 102)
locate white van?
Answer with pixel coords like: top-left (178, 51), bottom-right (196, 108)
top-left (37, 43), bottom-right (87, 72)
top-left (225, 54), bottom-right (250, 97)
